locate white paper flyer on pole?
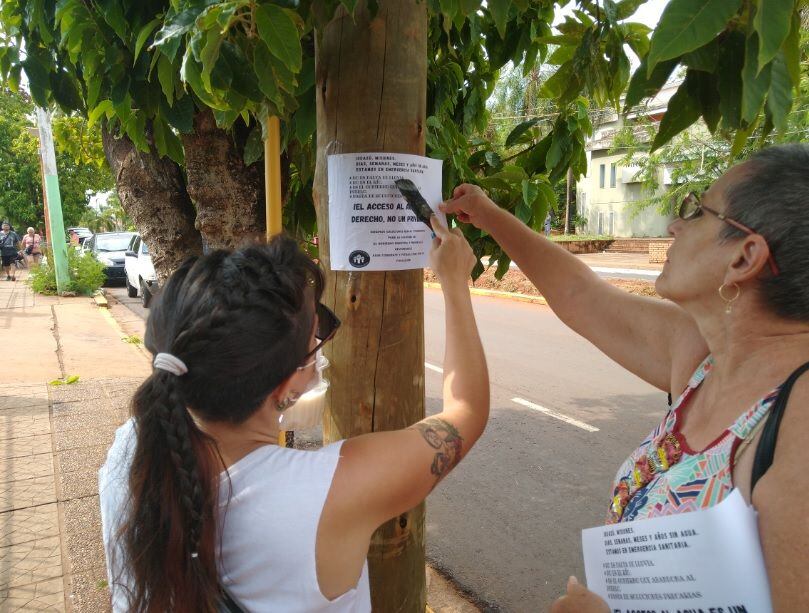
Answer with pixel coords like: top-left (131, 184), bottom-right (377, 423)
top-left (327, 152), bottom-right (446, 271)
top-left (582, 489), bottom-right (772, 613)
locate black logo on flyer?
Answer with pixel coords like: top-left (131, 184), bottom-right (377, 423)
top-left (349, 250), bottom-right (371, 268)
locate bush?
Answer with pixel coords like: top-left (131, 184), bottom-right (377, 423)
top-left (29, 248), bottom-right (106, 295)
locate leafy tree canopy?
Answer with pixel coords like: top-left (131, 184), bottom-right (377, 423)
top-left (1, 0), bottom-right (803, 275)
top-left (0, 87), bottom-right (113, 231)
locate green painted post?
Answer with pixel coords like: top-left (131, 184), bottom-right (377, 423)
top-left (35, 108), bottom-right (69, 294)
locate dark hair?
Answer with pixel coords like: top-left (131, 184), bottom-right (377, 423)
top-left (121, 236), bottom-right (324, 612)
top-left (721, 143), bottom-right (809, 321)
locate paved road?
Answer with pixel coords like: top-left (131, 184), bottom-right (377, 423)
top-left (108, 286), bottom-right (148, 319)
top-left (108, 285), bottom-right (665, 611)
top-left (422, 289), bottom-right (663, 611)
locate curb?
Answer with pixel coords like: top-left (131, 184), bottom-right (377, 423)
top-left (424, 282), bottom-right (547, 306)
top-left (95, 295), bottom-right (152, 363)
top-left (92, 290), bottom-right (109, 308)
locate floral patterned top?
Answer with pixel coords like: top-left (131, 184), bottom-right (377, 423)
top-left (607, 355), bottom-right (778, 524)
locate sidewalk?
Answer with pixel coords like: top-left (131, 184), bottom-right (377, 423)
top-left (1, 274), bottom-right (477, 612)
top-left (1, 271), bottom-right (149, 611)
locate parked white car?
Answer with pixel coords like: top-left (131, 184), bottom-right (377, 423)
top-left (124, 234), bottom-right (158, 307)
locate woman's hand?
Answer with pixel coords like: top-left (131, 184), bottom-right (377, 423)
top-left (429, 218), bottom-right (476, 289)
top-left (439, 184), bottom-right (499, 230)
top-left (549, 577), bottom-right (610, 613)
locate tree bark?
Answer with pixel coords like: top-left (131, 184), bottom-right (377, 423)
top-left (314, 1), bottom-right (427, 610)
top-left (181, 110), bottom-right (265, 249)
top-left (101, 126), bottom-right (202, 281)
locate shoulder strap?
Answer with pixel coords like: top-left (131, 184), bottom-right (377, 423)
top-left (751, 360), bottom-right (809, 490)
top-left (217, 586), bottom-right (244, 613)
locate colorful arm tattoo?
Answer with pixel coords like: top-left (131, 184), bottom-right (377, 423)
top-left (412, 417), bottom-right (464, 484)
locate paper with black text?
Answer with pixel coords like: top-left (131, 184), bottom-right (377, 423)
top-left (327, 153), bottom-right (445, 271)
top-left (582, 489), bottom-right (772, 613)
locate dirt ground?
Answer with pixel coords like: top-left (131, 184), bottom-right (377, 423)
top-left (424, 267), bottom-right (660, 298)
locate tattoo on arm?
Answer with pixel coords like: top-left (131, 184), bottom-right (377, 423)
top-left (412, 418), bottom-right (464, 484)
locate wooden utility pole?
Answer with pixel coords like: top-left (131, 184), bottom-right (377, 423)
top-left (314, 1), bottom-right (427, 610)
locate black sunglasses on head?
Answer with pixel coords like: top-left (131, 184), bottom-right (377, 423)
top-left (301, 303), bottom-right (341, 363)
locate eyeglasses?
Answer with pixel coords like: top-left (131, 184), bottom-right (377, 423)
top-left (679, 191), bottom-right (780, 276)
top-left (297, 303), bottom-right (341, 369)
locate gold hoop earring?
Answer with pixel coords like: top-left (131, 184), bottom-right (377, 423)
top-left (718, 282), bottom-right (741, 314)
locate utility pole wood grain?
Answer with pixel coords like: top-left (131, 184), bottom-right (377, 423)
top-left (314, 1), bottom-right (428, 609)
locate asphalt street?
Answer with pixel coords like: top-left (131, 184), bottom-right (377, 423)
top-left (108, 285), bottom-right (666, 611)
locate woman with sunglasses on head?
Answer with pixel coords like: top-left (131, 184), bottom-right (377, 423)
top-left (98, 222), bottom-right (488, 612)
top-left (440, 143), bottom-right (809, 612)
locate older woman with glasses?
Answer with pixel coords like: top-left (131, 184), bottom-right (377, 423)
top-left (98, 229), bottom-right (489, 612)
top-left (441, 143), bottom-right (809, 612)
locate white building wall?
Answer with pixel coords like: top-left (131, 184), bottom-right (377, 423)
top-left (576, 150), bottom-right (673, 238)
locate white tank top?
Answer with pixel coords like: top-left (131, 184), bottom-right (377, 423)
top-left (99, 419), bottom-right (371, 612)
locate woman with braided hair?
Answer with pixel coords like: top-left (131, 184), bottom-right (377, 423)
top-left (99, 224), bottom-right (489, 612)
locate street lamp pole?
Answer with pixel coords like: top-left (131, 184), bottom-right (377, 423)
top-left (26, 126), bottom-right (52, 243)
top-left (34, 108), bottom-right (69, 294)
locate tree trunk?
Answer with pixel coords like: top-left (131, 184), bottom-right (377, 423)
top-left (314, 2), bottom-right (427, 610)
top-left (101, 126), bottom-right (202, 281)
top-left (182, 110), bottom-right (265, 249)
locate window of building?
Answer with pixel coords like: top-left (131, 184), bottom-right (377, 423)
top-left (599, 164), bottom-right (605, 188)
top-left (610, 163), bottom-right (617, 188)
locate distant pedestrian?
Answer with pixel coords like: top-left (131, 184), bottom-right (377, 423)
top-left (544, 212), bottom-right (552, 237)
top-left (68, 229), bottom-right (80, 247)
top-left (1, 222), bottom-right (20, 281)
top-left (21, 227), bottom-right (42, 267)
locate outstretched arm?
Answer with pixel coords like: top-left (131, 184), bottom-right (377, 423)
top-left (441, 184), bottom-right (707, 392)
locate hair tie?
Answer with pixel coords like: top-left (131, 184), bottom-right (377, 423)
top-left (153, 353), bottom-right (188, 376)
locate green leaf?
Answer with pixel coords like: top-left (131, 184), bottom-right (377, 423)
top-left (484, 151), bottom-right (502, 169)
top-left (102, 1), bottom-right (128, 41)
top-left (716, 31), bottom-right (745, 130)
top-left (766, 52), bottom-right (792, 132)
top-left (682, 38), bottom-right (720, 72)
top-left (295, 89), bottom-right (316, 142)
top-left (752, 0), bottom-right (793, 71)
top-left (243, 125), bottom-right (264, 166)
top-left (521, 179), bottom-right (538, 206)
top-left (134, 18), bottom-right (161, 65)
top-left (220, 42), bottom-right (263, 102)
top-left (88, 100), bottom-right (113, 128)
top-left (781, 12), bottom-right (801, 89)
top-left (650, 78), bottom-right (702, 151)
top-left (515, 201), bottom-right (531, 223)
top-left (488, 0), bottom-right (512, 39)
top-left (153, 8), bottom-right (202, 48)
top-left (741, 34), bottom-right (772, 125)
top-left (65, 375), bottom-right (80, 384)
top-left (50, 72), bottom-right (82, 112)
top-left (255, 4), bottom-right (302, 73)
top-left (21, 56), bottom-right (50, 107)
top-left (111, 74), bottom-right (131, 106)
top-left (647, 0), bottom-right (741, 75)
top-left (161, 95), bottom-right (195, 134)
top-left (254, 42), bottom-right (281, 103)
top-left (615, 0), bottom-right (647, 20)
top-left (157, 55), bottom-right (175, 104)
top-left (688, 69), bottom-right (720, 133)
top-left (494, 254), bottom-right (511, 279)
top-left (505, 118), bottom-right (540, 148)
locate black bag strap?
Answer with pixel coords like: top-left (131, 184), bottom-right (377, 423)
top-left (751, 360), bottom-right (809, 490)
top-left (217, 585), bottom-right (244, 613)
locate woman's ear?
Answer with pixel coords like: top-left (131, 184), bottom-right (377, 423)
top-left (726, 234), bottom-right (771, 284)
